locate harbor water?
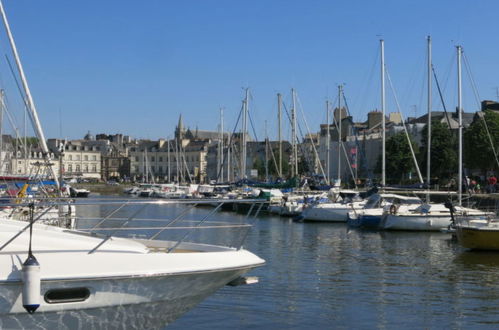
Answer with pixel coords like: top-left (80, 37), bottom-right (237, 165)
top-left (77, 200), bottom-right (499, 329)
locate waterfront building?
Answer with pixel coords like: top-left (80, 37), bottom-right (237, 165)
top-left (128, 138), bottom-right (210, 183)
top-left (11, 148), bottom-right (60, 178)
top-left (47, 138), bottom-right (102, 180)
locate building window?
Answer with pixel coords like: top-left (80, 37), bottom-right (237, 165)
top-left (68, 165), bottom-right (72, 172)
top-left (158, 166), bottom-right (163, 173)
top-left (92, 155), bottom-right (97, 161)
top-left (84, 165), bottom-right (88, 172)
top-left (135, 156), bottom-right (139, 161)
top-left (76, 165), bottom-right (80, 172)
top-left (67, 155), bottom-right (72, 161)
top-left (159, 157), bottom-right (163, 162)
top-left (151, 157), bottom-right (155, 162)
top-left (76, 155), bottom-right (81, 161)
top-left (84, 155), bottom-right (88, 161)
top-left (92, 165), bottom-right (97, 172)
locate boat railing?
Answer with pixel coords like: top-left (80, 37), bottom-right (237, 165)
top-left (27, 198), bottom-right (264, 251)
top-left (0, 198), bottom-right (266, 252)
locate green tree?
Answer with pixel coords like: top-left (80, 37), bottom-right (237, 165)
top-left (267, 157), bottom-right (289, 178)
top-left (298, 155), bottom-right (310, 176)
top-left (420, 120), bottom-right (457, 181)
top-left (13, 137), bottom-right (39, 148)
top-left (378, 132), bottom-right (418, 184)
top-left (464, 110), bottom-right (499, 173)
top-left (252, 158), bottom-right (265, 180)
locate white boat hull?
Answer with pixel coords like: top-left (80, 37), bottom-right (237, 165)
top-left (0, 267), bottom-right (252, 329)
top-left (0, 219), bottom-right (264, 329)
top-left (382, 214), bottom-right (451, 231)
top-left (301, 205), bottom-right (352, 222)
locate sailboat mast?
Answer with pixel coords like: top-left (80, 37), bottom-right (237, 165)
top-left (167, 139), bottom-right (171, 182)
top-left (217, 109), bottom-right (221, 183)
top-left (241, 89), bottom-right (249, 179)
top-left (426, 36), bottom-right (432, 201)
top-left (380, 39), bottom-right (386, 186)
top-left (277, 93), bottom-right (282, 178)
top-left (220, 107), bottom-right (224, 181)
top-left (326, 100), bottom-right (330, 184)
top-left (337, 85), bottom-right (342, 183)
top-left (0, 90), bottom-right (3, 175)
top-left (457, 45), bottom-right (463, 206)
top-left (265, 120), bottom-right (269, 181)
top-left (0, 1), bottom-right (59, 187)
top-left (291, 88), bottom-right (298, 177)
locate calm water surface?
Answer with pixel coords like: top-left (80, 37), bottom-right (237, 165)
top-left (78, 199), bottom-right (499, 329)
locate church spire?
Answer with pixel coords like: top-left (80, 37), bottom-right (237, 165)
top-left (175, 114), bottom-right (185, 140)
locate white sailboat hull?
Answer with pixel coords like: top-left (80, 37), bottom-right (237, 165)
top-left (301, 203), bottom-right (363, 222)
top-left (382, 214), bottom-right (451, 231)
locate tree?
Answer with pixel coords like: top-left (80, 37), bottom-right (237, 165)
top-left (298, 155), bottom-right (310, 176)
top-left (420, 120), bottom-right (457, 181)
top-left (464, 110), bottom-right (499, 174)
top-left (377, 132), bottom-right (418, 184)
top-left (267, 157), bottom-right (289, 178)
top-left (252, 158), bottom-right (265, 180)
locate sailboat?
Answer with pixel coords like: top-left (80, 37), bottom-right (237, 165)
top-left (0, 2), bottom-right (264, 328)
top-left (380, 40), bottom-right (491, 231)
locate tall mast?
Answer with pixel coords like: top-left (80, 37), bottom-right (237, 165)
top-left (264, 120), bottom-right (269, 181)
top-left (426, 36), bottom-right (432, 201)
top-left (337, 85), bottom-right (342, 183)
top-left (217, 108), bottom-right (221, 183)
top-left (380, 39), bottom-right (386, 187)
top-left (227, 139), bottom-right (231, 182)
top-left (0, 90), bottom-right (3, 175)
top-left (291, 88), bottom-right (298, 177)
top-left (326, 100), bottom-right (330, 183)
top-left (167, 138), bottom-right (171, 182)
top-left (277, 93), bottom-right (282, 177)
top-left (0, 1), bottom-right (59, 187)
top-left (241, 89), bottom-right (249, 179)
top-left (457, 45), bottom-right (463, 206)
top-left (220, 107), bottom-right (224, 182)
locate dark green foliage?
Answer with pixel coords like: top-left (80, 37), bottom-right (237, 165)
top-left (420, 121), bottom-right (457, 180)
top-left (13, 137), bottom-right (39, 148)
top-left (385, 132), bottom-right (418, 184)
top-left (464, 110), bottom-right (499, 173)
top-left (267, 154), bottom-right (289, 178)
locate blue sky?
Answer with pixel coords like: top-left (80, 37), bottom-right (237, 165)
top-left (0, 0), bottom-right (497, 141)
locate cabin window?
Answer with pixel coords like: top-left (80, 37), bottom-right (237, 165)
top-left (44, 287), bottom-right (90, 304)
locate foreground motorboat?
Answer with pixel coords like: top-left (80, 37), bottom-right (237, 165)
top-left (0, 200), bottom-right (265, 329)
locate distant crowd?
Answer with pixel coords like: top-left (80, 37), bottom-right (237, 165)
top-left (465, 175), bottom-right (497, 194)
